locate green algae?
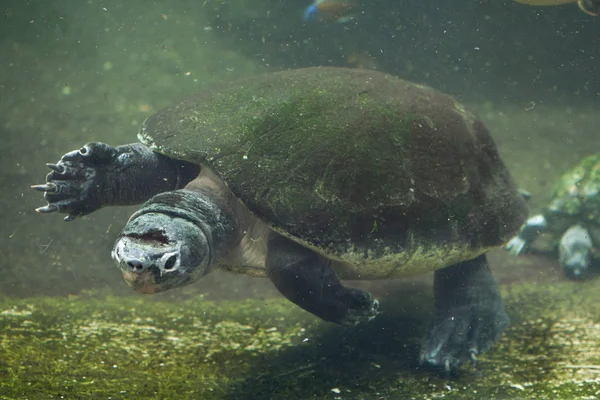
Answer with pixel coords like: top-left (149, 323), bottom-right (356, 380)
top-left (0, 292), bottom-right (317, 399)
top-left (2, 278), bottom-right (600, 399)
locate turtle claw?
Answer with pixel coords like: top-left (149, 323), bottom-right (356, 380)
top-left (36, 204), bottom-right (59, 213)
top-left (418, 350), bottom-right (457, 375)
top-left (31, 184), bottom-right (55, 193)
top-left (420, 296), bottom-right (508, 372)
top-left (46, 163), bottom-right (64, 173)
top-left (64, 215), bottom-right (78, 222)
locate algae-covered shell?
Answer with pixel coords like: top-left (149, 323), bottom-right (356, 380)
top-left (546, 153), bottom-right (600, 229)
top-left (138, 67), bottom-right (526, 273)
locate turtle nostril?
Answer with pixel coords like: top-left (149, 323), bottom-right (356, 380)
top-left (164, 255), bottom-right (177, 271)
top-left (126, 260), bottom-right (145, 272)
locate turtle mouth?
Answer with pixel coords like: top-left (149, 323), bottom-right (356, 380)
top-left (127, 229), bottom-right (172, 246)
top-left (111, 231), bottom-right (185, 294)
top-left (121, 267), bottom-right (188, 294)
top-left (122, 270), bottom-right (160, 293)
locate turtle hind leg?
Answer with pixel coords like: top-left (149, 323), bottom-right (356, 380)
top-left (265, 233), bottom-right (379, 326)
top-left (420, 254), bottom-right (508, 372)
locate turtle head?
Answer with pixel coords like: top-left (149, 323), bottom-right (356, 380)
top-left (558, 225), bottom-right (593, 280)
top-left (111, 190), bottom-right (225, 293)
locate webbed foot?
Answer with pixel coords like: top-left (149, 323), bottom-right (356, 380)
top-left (420, 255), bottom-right (508, 372)
top-left (337, 290), bottom-right (379, 326)
top-left (419, 302), bottom-right (508, 372)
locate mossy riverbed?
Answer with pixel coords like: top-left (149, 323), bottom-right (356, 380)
top-left (2, 278), bottom-right (600, 399)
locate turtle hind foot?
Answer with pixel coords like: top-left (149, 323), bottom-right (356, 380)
top-left (419, 304), bottom-right (508, 372)
top-left (336, 292), bottom-right (379, 326)
top-left (420, 254), bottom-right (508, 372)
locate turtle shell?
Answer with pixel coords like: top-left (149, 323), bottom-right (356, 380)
top-left (139, 67), bottom-right (527, 275)
top-left (545, 154), bottom-right (600, 240)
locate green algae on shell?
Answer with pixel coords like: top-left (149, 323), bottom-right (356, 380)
top-left (138, 67), bottom-right (527, 278)
top-left (544, 153), bottom-right (600, 248)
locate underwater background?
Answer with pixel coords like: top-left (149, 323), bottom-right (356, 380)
top-left (1, 0), bottom-right (600, 398)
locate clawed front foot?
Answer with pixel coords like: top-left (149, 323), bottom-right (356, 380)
top-left (31, 142), bottom-right (117, 220)
top-left (505, 235), bottom-right (527, 256)
top-left (505, 214), bottom-right (547, 256)
top-left (419, 304), bottom-right (509, 372)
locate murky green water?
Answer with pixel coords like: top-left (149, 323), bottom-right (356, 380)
top-left (1, 0), bottom-right (599, 398)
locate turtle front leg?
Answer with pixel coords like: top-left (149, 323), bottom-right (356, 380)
top-left (265, 233), bottom-right (379, 326)
top-left (420, 254), bottom-right (508, 372)
top-left (505, 214), bottom-right (547, 255)
top-left (32, 142), bottom-right (199, 220)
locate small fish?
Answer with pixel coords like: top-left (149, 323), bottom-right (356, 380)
top-left (577, 0), bottom-right (599, 15)
top-left (514, 0), bottom-right (578, 4)
top-left (347, 51), bottom-right (378, 70)
top-left (513, 0), bottom-right (598, 16)
top-left (303, 0), bottom-right (356, 23)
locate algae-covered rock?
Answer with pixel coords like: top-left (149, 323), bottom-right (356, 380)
top-left (2, 278), bottom-right (600, 399)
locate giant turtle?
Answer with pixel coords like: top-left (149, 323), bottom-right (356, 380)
top-left (32, 67), bottom-right (527, 371)
top-left (506, 153), bottom-right (600, 279)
